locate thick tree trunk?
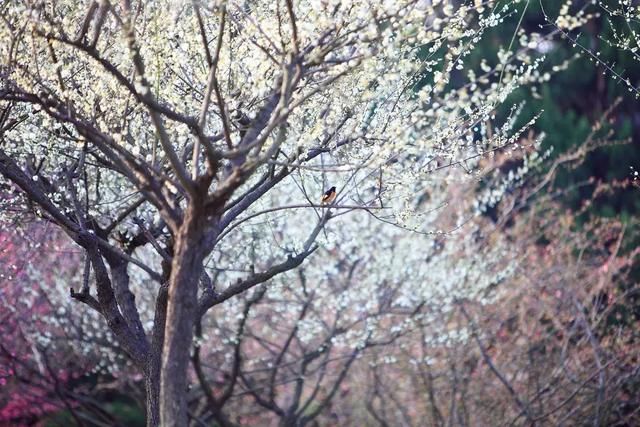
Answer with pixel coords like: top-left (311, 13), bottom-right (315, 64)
top-left (160, 209), bottom-right (216, 426)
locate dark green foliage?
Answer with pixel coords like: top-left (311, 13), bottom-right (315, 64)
top-left (43, 398), bottom-right (145, 427)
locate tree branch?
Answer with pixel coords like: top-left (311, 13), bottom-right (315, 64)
top-left (198, 247), bottom-right (317, 315)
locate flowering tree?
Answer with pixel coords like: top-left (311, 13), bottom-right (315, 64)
top-left (0, 0), bottom-right (614, 425)
top-left (0, 221), bottom-right (140, 426)
top-left (360, 195), bottom-right (640, 426)
top-left (0, 224), bottom-right (83, 425)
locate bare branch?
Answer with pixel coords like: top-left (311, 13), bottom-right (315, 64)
top-left (198, 246), bottom-right (317, 315)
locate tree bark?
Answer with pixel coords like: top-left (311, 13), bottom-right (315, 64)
top-left (145, 279), bottom-right (169, 427)
top-left (160, 208), bottom-right (217, 426)
top-left (145, 369), bottom-right (161, 427)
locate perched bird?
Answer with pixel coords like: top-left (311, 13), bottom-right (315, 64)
top-left (321, 186), bottom-right (337, 205)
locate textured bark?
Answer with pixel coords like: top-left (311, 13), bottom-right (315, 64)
top-left (160, 207), bottom-right (217, 426)
top-left (145, 279), bottom-right (168, 427)
top-left (145, 370), bottom-right (161, 427)
top-left (108, 258), bottom-right (149, 349)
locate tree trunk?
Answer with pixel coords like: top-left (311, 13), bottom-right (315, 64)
top-left (160, 209), bottom-right (216, 426)
top-left (146, 281), bottom-right (169, 427)
top-left (145, 370), bottom-right (161, 427)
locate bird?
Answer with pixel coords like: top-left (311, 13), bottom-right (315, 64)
top-left (321, 186), bottom-right (337, 205)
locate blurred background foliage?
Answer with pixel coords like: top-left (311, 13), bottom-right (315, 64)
top-left (474, 0), bottom-right (640, 365)
top-left (485, 0), bottom-right (640, 218)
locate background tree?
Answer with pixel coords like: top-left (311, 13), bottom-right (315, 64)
top-left (361, 184), bottom-right (640, 426)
